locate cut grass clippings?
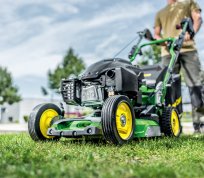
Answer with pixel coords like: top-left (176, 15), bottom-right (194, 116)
top-left (0, 134), bottom-right (203, 178)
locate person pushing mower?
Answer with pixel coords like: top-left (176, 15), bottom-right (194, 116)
top-left (154, 0), bottom-right (203, 133)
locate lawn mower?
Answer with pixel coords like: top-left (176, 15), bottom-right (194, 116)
top-left (28, 18), bottom-right (194, 145)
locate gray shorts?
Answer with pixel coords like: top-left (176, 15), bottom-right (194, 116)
top-left (162, 50), bottom-right (201, 87)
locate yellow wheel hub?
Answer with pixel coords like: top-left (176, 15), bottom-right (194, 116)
top-left (40, 109), bottom-right (58, 139)
top-left (116, 102), bottom-right (133, 140)
top-left (171, 110), bottom-right (180, 136)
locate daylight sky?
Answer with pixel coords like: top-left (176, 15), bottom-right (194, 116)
top-left (0, 0), bottom-right (204, 98)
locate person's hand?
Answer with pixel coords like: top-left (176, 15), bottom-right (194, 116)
top-left (164, 41), bottom-right (168, 46)
top-left (184, 32), bottom-right (191, 41)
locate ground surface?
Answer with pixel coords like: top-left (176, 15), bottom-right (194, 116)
top-left (0, 122), bottom-right (195, 134)
top-left (0, 134), bottom-right (203, 178)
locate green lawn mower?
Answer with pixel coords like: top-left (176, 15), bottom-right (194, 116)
top-left (28, 18), bottom-right (194, 145)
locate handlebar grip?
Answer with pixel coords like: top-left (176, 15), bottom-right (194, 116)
top-left (128, 46), bottom-right (136, 59)
top-left (176, 25), bottom-right (181, 30)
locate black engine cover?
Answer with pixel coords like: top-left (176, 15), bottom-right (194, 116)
top-left (115, 67), bottom-right (138, 93)
top-left (81, 58), bottom-right (142, 80)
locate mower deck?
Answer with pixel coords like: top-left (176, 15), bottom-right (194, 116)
top-left (47, 115), bottom-right (161, 138)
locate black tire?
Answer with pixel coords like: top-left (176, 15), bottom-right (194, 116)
top-left (28, 103), bottom-right (62, 141)
top-left (101, 95), bottom-right (135, 145)
top-left (160, 107), bottom-right (181, 137)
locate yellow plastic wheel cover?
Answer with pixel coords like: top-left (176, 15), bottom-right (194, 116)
top-left (116, 102), bottom-right (133, 140)
top-left (39, 109), bottom-right (58, 139)
top-left (171, 110), bottom-right (180, 136)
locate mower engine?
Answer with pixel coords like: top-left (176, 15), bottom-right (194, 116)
top-left (60, 58), bottom-right (143, 108)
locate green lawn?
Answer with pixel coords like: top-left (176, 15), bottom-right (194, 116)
top-left (0, 134), bottom-right (203, 178)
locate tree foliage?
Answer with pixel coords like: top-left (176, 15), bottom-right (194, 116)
top-left (137, 45), bottom-right (161, 66)
top-left (48, 48), bottom-right (85, 92)
top-left (0, 66), bottom-right (21, 105)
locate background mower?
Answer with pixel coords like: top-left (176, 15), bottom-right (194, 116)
top-left (28, 18), bottom-right (194, 145)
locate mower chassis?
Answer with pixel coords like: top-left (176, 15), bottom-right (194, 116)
top-left (47, 115), bottom-right (161, 138)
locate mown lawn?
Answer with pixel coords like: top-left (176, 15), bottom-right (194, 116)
top-left (0, 134), bottom-right (203, 178)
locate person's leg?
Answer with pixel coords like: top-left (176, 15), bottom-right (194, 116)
top-left (162, 55), bottom-right (180, 74)
top-left (192, 110), bottom-right (202, 133)
top-left (162, 55), bottom-right (171, 67)
top-left (180, 51), bottom-right (201, 86)
top-left (180, 51), bottom-right (203, 132)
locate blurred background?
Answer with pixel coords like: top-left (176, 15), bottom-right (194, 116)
top-left (0, 0), bottom-right (203, 126)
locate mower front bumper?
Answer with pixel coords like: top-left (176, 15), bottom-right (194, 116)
top-left (47, 126), bottom-right (101, 137)
top-left (46, 116), bottom-right (102, 138)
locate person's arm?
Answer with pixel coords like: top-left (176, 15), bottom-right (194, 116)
top-left (185, 0), bottom-right (203, 41)
top-left (154, 26), bottom-right (162, 40)
top-left (184, 10), bottom-right (202, 41)
top-left (154, 11), bottom-right (162, 40)
top-left (192, 10), bottom-right (202, 33)
top-left (154, 26), bottom-right (168, 46)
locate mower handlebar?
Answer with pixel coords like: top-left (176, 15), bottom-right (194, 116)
top-left (129, 18), bottom-right (194, 62)
top-left (180, 18), bottom-right (195, 39)
top-left (176, 18), bottom-right (195, 39)
top-left (173, 18), bottom-right (195, 51)
top-left (128, 29), bottom-right (155, 59)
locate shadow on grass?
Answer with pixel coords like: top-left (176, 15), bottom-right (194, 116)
top-left (58, 134), bottom-right (204, 148)
top-left (60, 136), bottom-right (107, 146)
top-left (59, 135), bottom-right (167, 146)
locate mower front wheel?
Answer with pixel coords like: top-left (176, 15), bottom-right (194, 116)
top-left (101, 95), bottom-right (135, 145)
top-left (28, 103), bottom-right (62, 141)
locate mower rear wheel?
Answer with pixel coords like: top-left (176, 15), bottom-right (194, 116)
top-left (161, 107), bottom-right (181, 137)
top-left (28, 103), bottom-right (62, 141)
top-left (101, 95), bottom-right (135, 145)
